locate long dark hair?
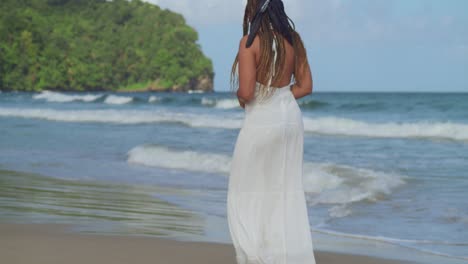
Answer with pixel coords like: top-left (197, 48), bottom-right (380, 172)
top-left (230, 0), bottom-right (309, 100)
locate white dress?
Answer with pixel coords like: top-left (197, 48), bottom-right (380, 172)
top-left (227, 71), bottom-right (317, 262)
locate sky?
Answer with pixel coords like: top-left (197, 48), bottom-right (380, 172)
top-left (147, 0), bottom-right (468, 92)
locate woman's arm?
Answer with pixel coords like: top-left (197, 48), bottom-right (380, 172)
top-left (236, 35), bottom-right (258, 106)
top-left (290, 60), bottom-right (313, 99)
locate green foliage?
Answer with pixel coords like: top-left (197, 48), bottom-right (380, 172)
top-left (0, 0), bottom-right (213, 91)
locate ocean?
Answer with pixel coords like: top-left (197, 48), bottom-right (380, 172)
top-left (0, 89), bottom-right (467, 263)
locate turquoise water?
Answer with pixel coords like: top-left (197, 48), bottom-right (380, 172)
top-left (0, 90), bottom-right (467, 263)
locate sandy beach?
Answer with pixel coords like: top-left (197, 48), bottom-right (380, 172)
top-left (1, 0), bottom-right (467, 263)
top-left (0, 223), bottom-right (419, 264)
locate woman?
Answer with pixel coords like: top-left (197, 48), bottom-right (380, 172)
top-left (227, 0), bottom-right (316, 263)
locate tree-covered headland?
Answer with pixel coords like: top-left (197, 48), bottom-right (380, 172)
top-left (0, 0), bottom-right (214, 92)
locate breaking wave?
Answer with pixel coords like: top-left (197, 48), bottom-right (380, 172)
top-left (103, 95), bottom-right (133, 105)
top-left (1, 107), bottom-right (467, 141)
top-left (0, 107), bottom-right (241, 128)
top-left (201, 97), bottom-right (239, 109)
top-left (32, 90), bottom-right (103, 102)
top-left (127, 144), bottom-right (407, 216)
top-left (302, 116), bottom-right (468, 141)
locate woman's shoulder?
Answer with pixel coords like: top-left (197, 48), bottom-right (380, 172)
top-left (238, 34), bottom-right (261, 51)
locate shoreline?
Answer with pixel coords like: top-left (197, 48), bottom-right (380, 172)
top-left (0, 222), bottom-right (418, 264)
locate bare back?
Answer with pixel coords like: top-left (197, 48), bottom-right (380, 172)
top-left (236, 32), bottom-right (311, 103)
top-left (251, 35), bottom-right (295, 88)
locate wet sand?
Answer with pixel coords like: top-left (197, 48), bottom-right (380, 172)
top-left (0, 223), bottom-right (418, 264)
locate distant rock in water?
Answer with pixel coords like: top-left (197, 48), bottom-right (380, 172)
top-left (0, 0), bottom-right (214, 93)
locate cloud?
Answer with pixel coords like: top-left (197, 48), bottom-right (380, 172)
top-left (146, 0), bottom-right (304, 26)
top-left (145, 0), bottom-right (467, 47)
top-left (147, 0), bottom-right (243, 25)
top-left (293, 0), bottom-right (468, 49)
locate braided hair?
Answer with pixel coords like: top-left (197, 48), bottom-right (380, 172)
top-left (231, 0), bottom-right (309, 101)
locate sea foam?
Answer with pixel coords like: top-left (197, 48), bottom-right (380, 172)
top-left (302, 162), bottom-right (406, 205)
top-left (103, 95), bottom-right (133, 105)
top-left (0, 107), bottom-right (241, 128)
top-left (33, 90), bottom-right (102, 102)
top-left (127, 144), bottom-right (407, 215)
top-left (1, 107), bottom-right (467, 141)
top-left (148, 96), bottom-right (161, 103)
top-left (201, 97), bottom-right (239, 109)
top-left (128, 145), bottom-right (231, 174)
top-left (303, 116), bottom-right (468, 141)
